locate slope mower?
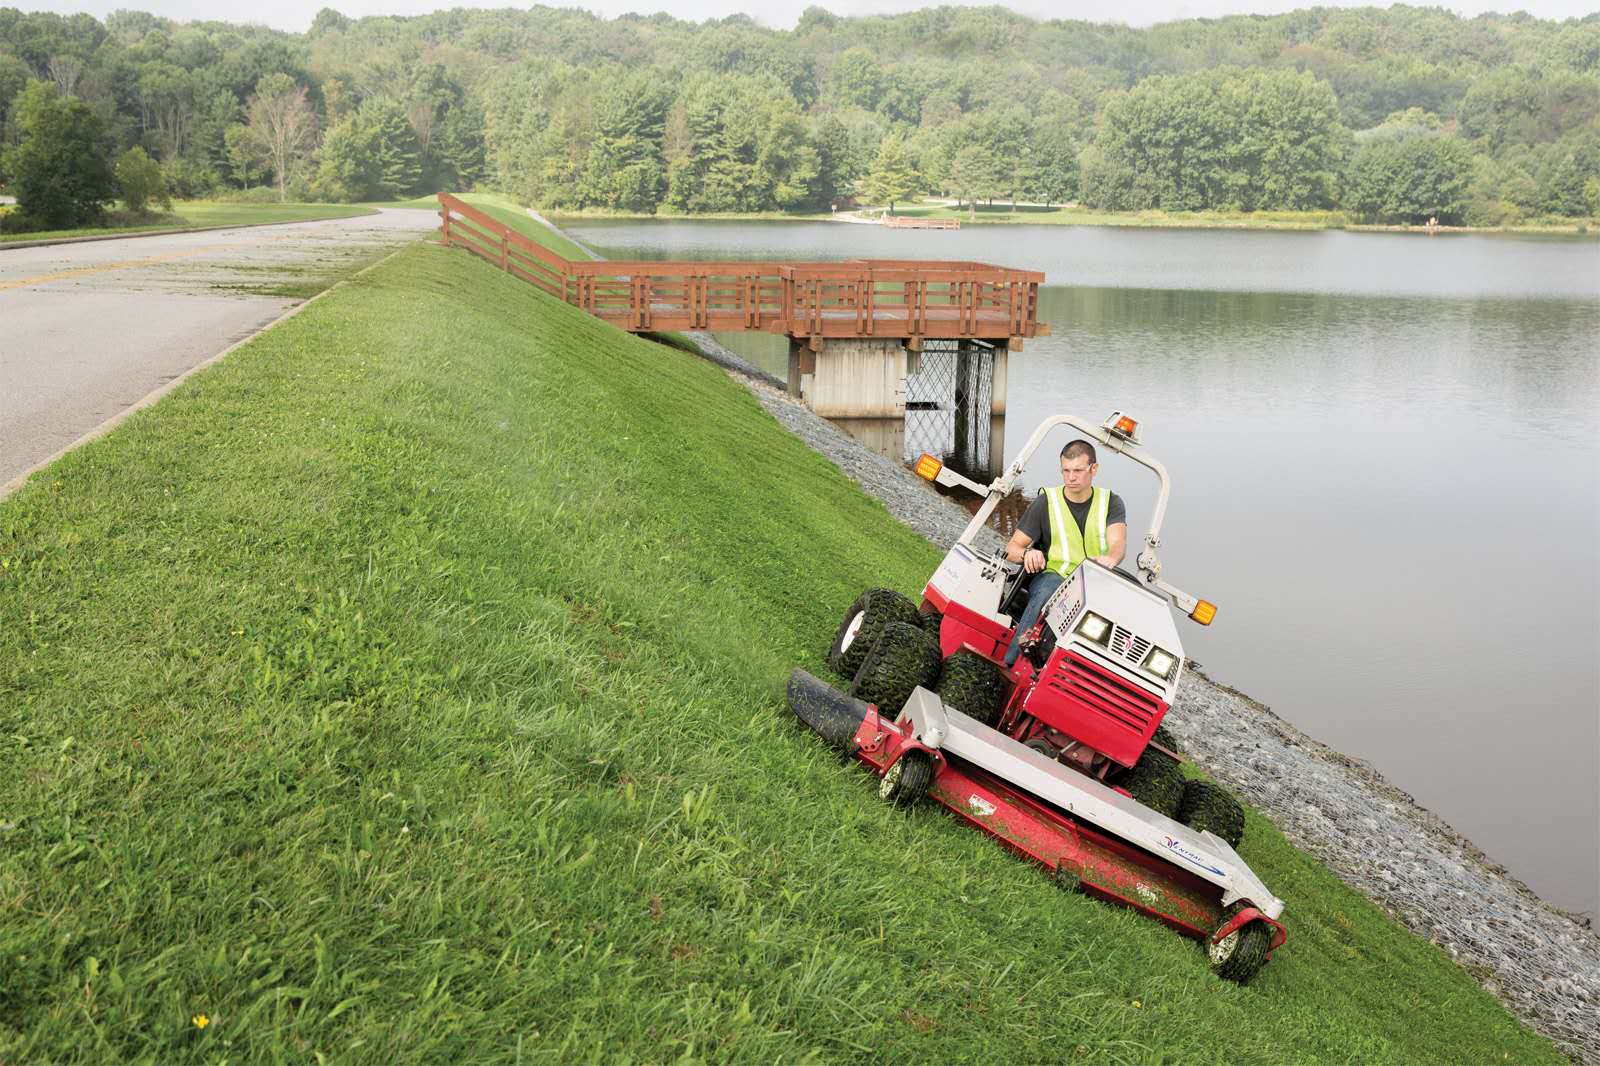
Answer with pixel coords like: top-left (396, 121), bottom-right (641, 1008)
top-left (788, 412), bottom-right (1287, 982)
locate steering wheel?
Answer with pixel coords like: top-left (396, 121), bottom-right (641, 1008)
top-left (996, 552), bottom-right (1029, 617)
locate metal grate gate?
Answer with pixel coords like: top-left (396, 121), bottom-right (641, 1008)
top-left (904, 339), bottom-right (995, 479)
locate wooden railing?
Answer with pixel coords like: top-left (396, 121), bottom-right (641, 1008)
top-left (437, 193), bottom-right (1048, 345)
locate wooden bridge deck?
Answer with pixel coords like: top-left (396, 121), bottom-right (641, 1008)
top-left (438, 194), bottom-right (1048, 348)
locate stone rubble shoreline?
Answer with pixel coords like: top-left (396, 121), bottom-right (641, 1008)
top-left (528, 210), bottom-right (1596, 1060)
top-left (705, 347), bottom-right (1598, 1063)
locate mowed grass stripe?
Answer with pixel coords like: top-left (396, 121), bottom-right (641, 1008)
top-left (0, 243), bottom-right (1561, 1063)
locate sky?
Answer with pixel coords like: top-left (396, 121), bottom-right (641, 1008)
top-left (16, 0), bottom-right (1599, 34)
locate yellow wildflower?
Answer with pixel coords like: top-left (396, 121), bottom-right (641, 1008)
top-left (192, 1014), bottom-right (209, 1029)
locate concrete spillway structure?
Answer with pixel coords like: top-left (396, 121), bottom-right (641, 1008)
top-left (788, 337), bottom-right (1007, 481)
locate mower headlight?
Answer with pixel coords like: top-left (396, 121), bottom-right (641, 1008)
top-left (1075, 611), bottom-right (1112, 646)
top-left (1142, 646), bottom-right (1178, 682)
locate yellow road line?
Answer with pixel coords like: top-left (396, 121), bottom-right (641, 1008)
top-left (0, 233), bottom-right (297, 293)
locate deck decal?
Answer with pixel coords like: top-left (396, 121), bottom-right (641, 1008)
top-left (1162, 835), bottom-right (1226, 878)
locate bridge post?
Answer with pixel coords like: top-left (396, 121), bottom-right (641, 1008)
top-left (785, 338), bottom-right (815, 399)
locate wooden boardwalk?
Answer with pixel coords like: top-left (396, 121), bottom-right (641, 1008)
top-left (438, 194), bottom-right (1048, 349)
top-left (881, 215), bottom-right (961, 230)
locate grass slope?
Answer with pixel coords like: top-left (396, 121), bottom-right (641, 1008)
top-left (0, 242), bottom-right (1561, 1064)
top-left (453, 191), bottom-right (597, 262)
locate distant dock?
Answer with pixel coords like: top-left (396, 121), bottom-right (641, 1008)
top-left (882, 215), bottom-right (960, 230)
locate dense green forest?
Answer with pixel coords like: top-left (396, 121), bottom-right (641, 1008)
top-left (1, 4), bottom-right (1596, 228)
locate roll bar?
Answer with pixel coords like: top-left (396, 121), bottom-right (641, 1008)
top-left (941, 413), bottom-right (1207, 618)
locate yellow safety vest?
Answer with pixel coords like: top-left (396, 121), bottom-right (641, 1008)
top-left (1043, 485), bottom-right (1109, 578)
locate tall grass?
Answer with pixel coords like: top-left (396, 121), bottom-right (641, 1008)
top-left (0, 242), bottom-right (1562, 1063)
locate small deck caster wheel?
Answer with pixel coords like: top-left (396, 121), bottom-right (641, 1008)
top-left (879, 750), bottom-right (933, 807)
top-left (1208, 910), bottom-right (1273, 984)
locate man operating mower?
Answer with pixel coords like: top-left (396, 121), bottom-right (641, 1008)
top-left (1001, 439), bottom-right (1127, 667)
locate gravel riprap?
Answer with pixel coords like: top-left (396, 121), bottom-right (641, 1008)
top-left (733, 367), bottom-right (1600, 1063)
top-left (536, 211), bottom-right (1597, 1061)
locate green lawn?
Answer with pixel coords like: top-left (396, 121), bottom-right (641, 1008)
top-left (0, 200), bottom-right (376, 244)
top-left (0, 241), bottom-right (1562, 1063)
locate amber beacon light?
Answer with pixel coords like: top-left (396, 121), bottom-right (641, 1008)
top-left (914, 453), bottom-right (944, 481)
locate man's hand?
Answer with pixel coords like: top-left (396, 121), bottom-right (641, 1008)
top-left (1089, 554), bottom-right (1117, 568)
top-left (1024, 548), bottom-right (1047, 574)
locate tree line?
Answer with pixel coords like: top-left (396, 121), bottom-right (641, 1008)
top-left (1, 4), bottom-right (1596, 231)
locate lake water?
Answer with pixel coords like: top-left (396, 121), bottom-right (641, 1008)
top-left (564, 218), bottom-right (1600, 918)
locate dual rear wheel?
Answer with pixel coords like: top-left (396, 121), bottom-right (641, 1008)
top-left (827, 588), bottom-right (921, 678)
top-left (1118, 732), bottom-right (1246, 850)
top-left (851, 621), bottom-right (943, 714)
top-left (834, 592), bottom-right (1007, 729)
top-left (829, 592), bottom-right (1003, 812)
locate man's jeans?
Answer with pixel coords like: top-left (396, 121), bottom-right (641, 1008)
top-left (1003, 570), bottom-right (1064, 667)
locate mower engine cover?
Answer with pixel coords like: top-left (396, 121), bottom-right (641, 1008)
top-left (1041, 563), bottom-right (1186, 704)
top-left (1026, 564), bottom-right (1187, 766)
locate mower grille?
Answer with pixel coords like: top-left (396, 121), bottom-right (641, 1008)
top-left (1043, 653), bottom-right (1164, 739)
top-left (1111, 625), bottom-right (1152, 668)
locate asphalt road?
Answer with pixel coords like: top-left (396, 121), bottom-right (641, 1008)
top-left (0, 208), bottom-right (437, 488)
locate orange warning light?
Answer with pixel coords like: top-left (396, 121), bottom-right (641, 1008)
top-left (1114, 415), bottom-right (1139, 437)
top-left (1189, 600), bottom-right (1217, 626)
top-left (913, 453), bottom-right (944, 481)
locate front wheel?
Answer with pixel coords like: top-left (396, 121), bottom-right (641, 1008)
top-left (934, 649), bottom-right (1008, 727)
top-left (1118, 745), bottom-right (1184, 819)
top-left (1178, 780), bottom-right (1245, 849)
top-left (879, 750), bottom-right (933, 807)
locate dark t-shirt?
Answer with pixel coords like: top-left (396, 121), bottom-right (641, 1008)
top-left (1016, 489), bottom-right (1126, 558)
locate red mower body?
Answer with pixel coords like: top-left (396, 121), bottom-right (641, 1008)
top-left (1019, 647), bottom-right (1168, 770)
top-left (926, 581), bottom-right (1170, 772)
top-left (798, 413), bottom-right (1286, 983)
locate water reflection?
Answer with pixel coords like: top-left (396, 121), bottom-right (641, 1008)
top-left (568, 219), bottom-right (1600, 917)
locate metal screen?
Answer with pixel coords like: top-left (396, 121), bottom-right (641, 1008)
top-left (904, 339), bottom-right (995, 478)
